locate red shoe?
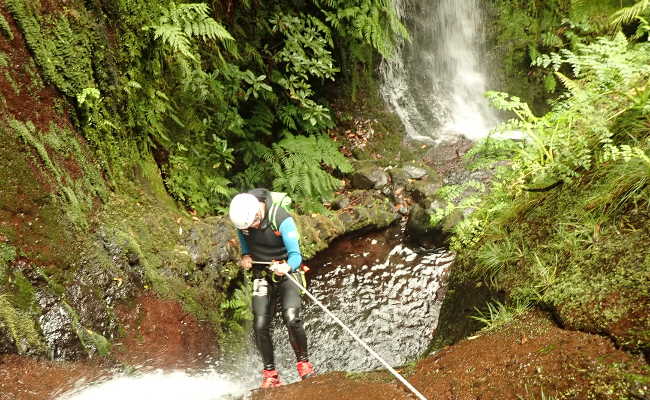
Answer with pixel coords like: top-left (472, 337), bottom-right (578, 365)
top-left (296, 361), bottom-right (315, 380)
top-left (260, 369), bottom-right (282, 388)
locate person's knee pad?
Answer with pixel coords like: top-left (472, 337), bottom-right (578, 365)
top-left (283, 308), bottom-right (303, 328)
top-left (254, 315), bottom-right (271, 333)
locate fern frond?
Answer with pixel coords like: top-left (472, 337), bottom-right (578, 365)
top-left (554, 72), bottom-right (582, 96)
top-left (146, 2), bottom-right (234, 63)
top-left (0, 14), bottom-right (13, 40)
top-left (263, 134), bottom-right (352, 203)
top-left (278, 105), bottom-right (299, 130)
top-left (611, 0), bottom-right (650, 29)
top-left (246, 103), bottom-right (275, 136)
top-left (152, 24), bottom-right (195, 59)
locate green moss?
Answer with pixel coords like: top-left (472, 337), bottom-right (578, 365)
top-left (5, 0), bottom-right (96, 97)
top-left (0, 243), bottom-right (16, 266)
top-left (96, 176), bottom-right (242, 342)
top-left (0, 130), bottom-right (72, 266)
top-left (296, 213), bottom-right (344, 259)
top-left (543, 228), bottom-right (650, 350)
top-left (36, 268), bottom-right (66, 298)
top-left (452, 167), bottom-right (650, 353)
top-left (62, 302), bottom-right (111, 357)
top-left (0, 294), bottom-right (44, 353)
top-left (4, 119), bottom-right (108, 231)
top-left (12, 270), bottom-right (37, 313)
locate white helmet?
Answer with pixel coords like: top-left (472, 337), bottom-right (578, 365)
top-left (229, 193), bottom-right (260, 229)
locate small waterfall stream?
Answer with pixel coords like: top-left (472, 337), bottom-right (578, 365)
top-left (381, 0), bottom-right (498, 143)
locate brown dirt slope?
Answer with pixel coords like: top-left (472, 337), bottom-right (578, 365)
top-left (253, 312), bottom-right (648, 400)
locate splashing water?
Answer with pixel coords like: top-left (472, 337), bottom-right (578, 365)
top-left (57, 370), bottom-right (250, 400)
top-left (381, 0), bottom-right (498, 143)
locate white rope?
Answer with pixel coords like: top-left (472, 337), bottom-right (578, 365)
top-left (282, 271), bottom-right (428, 400)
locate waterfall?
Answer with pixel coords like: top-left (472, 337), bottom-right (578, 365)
top-left (381, 0), bottom-right (498, 143)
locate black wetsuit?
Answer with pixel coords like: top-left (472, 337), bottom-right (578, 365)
top-left (239, 189), bottom-right (309, 370)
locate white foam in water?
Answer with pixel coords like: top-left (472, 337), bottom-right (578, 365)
top-left (57, 370), bottom-right (249, 400)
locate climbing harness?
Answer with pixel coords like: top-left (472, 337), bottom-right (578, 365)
top-left (253, 261), bottom-right (429, 400)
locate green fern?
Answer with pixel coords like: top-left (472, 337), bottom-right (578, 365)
top-left (0, 14), bottom-right (13, 40)
top-left (264, 134), bottom-right (352, 207)
top-left (164, 137), bottom-right (235, 215)
top-left (145, 3), bottom-right (234, 62)
top-left (313, 0), bottom-right (408, 58)
top-left (278, 104), bottom-right (300, 130)
top-left (246, 103), bottom-right (275, 136)
top-left (450, 32), bottom-right (650, 255)
top-left (5, 1), bottom-right (95, 97)
top-left (611, 0), bottom-right (650, 30)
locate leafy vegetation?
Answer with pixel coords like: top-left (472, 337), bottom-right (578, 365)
top-left (487, 0), bottom-right (640, 112)
top-left (471, 300), bottom-right (530, 332)
top-left (442, 13), bottom-right (650, 352)
top-left (264, 134), bottom-right (353, 211)
top-left (3, 0), bottom-right (406, 217)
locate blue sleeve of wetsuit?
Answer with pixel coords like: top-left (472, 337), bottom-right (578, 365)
top-left (237, 230), bottom-right (250, 255)
top-left (279, 217), bottom-right (302, 271)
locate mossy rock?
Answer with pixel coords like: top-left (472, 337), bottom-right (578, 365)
top-left (333, 190), bottom-right (400, 233)
top-left (297, 189), bottom-right (399, 260)
top-left (544, 229), bottom-right (650, 355)
top-left (426, 271), bottom-right (504, 354)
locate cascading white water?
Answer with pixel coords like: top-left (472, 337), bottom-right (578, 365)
top-left (381, 0), bottom-right (498, 143)
top-left (57, 370), bottom-right (250, 400)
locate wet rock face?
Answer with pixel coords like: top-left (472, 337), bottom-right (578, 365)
top-left (388, 167), bottom-right (412, 188)
top-left (408, 181), bottom-right (443, 206)
top-left (98, 228), bottom-right (146, 291)
top-left (402, 165), bottom-right (428, 180)
top-left (184, 216), bottom-right (236, 269)
top-left (406, 203), bottom-right (445, 247)
top-left (34, 251), bottom-right (134, 360)
top-left (38, 296), bottom-right (83, 360)
top-left (423, 136), bottom-right (473, 170)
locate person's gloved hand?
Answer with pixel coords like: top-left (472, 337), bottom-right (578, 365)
top-left (240, 255), bottom-right (253, 270)
top-left (270, 261), bottom-right (291, 276)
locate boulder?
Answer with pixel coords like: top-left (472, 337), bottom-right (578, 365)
top-left (350, 163), bottom-right (390, 190)
top-left (403, 165), bottom-right (428, 180)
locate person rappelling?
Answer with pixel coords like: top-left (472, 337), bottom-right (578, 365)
top-left (228, 188), bottom-right (316, 388)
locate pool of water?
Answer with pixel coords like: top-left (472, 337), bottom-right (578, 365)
top-left (269, 223), bottom-right (453, 381)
